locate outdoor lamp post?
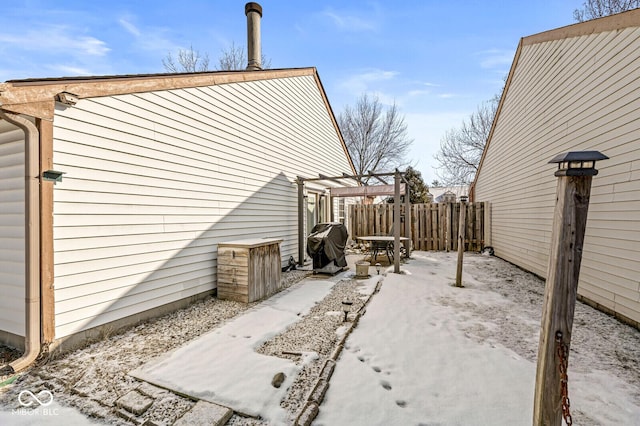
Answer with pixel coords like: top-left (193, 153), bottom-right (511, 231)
top-left (533, 150), bottom-right (608, 426)
top-left (375, 263), bottom-right (381, 275)
top-left (341, 300), bottom-right (353, 322)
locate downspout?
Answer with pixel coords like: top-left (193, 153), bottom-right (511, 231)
top-left (0, 110), bottom-right (41, 374)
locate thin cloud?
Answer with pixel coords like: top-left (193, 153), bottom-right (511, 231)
top-left (0, 25), bottom-right (110, 56)
top-left (360, 70), bottom-right (398, 81)
top-left (321, 7), bottom-right (379, 32)
top-left (476, 48), bottom-right (514, 70)
top-left (339, 68), bottom-right (399, 94)
top-left (407, 80), bottom-right (441, 96)
top-left (50, 65), bottom-right (93, 76)
top-left (115, 15), bottom-right (180, 54)
top-left (409, 89), bottom-right (431, 97)
top-left (370, 90), bottom-right (396, 106)
top-left (119, 18), bottom-right (141, 37)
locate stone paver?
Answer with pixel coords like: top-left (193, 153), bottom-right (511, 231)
top-left (173, 400), bottom-right (232, 426)
top-left (116, 389), bottom-right (154, 416)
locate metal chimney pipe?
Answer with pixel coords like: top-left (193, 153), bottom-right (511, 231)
top-left (245, 2), bottom-right (262, 70)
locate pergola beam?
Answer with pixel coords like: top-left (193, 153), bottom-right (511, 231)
top-left (301, 171), bottom-right (399, 183)
top-left (329, 184), bottom-right (405, 198)
top-left (296, 170), bottom-right (409, 269)
top-left (368, 170), bottom-right (390, 185)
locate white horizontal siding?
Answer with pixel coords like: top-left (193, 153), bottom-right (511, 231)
top-left (475, 25), bottom-right (640, 324)
top-left (0, 120), bottom-right (25, 338)
top-left (52, 74), bottom-right (353, 338)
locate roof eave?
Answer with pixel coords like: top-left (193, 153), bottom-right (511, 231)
top-left (0, 68), bottom-right (316, 120)
top-left (524, 7), bottom-right (640, 46)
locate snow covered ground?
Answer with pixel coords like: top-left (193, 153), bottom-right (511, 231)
top-left (1, 251), bottom-right (638, 425)
top-left (317, 251), bottom-right (640, 425)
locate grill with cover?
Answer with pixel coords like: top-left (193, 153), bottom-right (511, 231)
top-left (306, 222), bottom-right (348, 274)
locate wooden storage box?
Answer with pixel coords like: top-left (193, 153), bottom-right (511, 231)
top-left (217, 238), bottom-right (283, 303)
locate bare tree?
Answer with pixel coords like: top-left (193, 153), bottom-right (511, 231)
top-left (215, 41), bottom-right (272, 71)
top-left (434, 95), bottom-right (499, 185)
top-left (163, 42), bottom-right (272, 73)
top-left (574, 0), bottom-right (640, 21)
top-left (162, 45), bottom-right (210, 73)
top-left (339, 93), bottom-right (413, 182)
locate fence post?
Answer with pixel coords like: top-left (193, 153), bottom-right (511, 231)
top-left (533, 151), bottom-right (608, 425)
top-left (455, 197), bottom-right (468, 287)
top-left (404, 180), bottom-right (411, 257)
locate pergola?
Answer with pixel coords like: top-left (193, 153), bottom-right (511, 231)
top-left (295, 170), bottom-right (411, 273)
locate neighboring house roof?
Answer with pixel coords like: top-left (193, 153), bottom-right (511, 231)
top-left (0, 67), bottom-right (356, 175)
top-left (470, 8), bottom-right (640, 199)
top-left (430, 185), bottom-right (468, 202)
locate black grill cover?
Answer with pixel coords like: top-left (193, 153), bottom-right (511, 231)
top-left (306, 222), bottom-right (348, 268)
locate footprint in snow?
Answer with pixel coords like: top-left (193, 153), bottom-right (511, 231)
top-left (380, 380), bottom-right (392, 390)
top-left (395, 400), bottom-right (407, 407)
top-left (372, 366), bottom-right (381, 373)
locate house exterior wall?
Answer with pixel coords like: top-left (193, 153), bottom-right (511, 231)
top-left (50, 74), bottom-right (354, 338)
top-left (474, 25), bottom-right (640, 325)
top-left (0, 120), bottom-right (26, 342)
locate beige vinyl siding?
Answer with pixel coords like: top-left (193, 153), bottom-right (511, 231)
top-left (474, 25), bottom-right (640, 324)
top-left (0, 120), bottom-right (25, 338)
top-left (52, 74), bottom-right (353, 338)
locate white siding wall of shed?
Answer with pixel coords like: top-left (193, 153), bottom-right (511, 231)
top-left (0, 119), bottom-right (25, 338)
top-left (474, 27), bottom-right (640, 324)
top-left (51, 75), bottom-right (353, 338)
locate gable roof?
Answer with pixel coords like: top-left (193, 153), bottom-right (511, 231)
top-left (470, 8), bottom-right (640, 198)
top-left (0, 67), bottom-right (355, 174)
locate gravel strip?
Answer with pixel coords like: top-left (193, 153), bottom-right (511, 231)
top-left (0, 269), bottom-right (314, 424)
top-left (215, 275), bottom-right (374, 426)
top-left (0, 268), bottom-right (373, 425)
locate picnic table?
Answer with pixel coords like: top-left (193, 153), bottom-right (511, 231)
top-left (356, 235), bottom-right (409, 262)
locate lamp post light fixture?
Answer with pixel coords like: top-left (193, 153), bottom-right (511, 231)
top-left (548, 150), bottom-right (609, 176)
top-left (375, 263), bottom-right (381, 275)
top-left (341, 300), bottom-right (353, 322)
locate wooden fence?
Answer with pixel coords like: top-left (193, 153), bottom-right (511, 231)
top-left (348, 202), bottom-right (488, 252)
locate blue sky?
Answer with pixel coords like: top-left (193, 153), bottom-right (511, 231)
top-left (0, 1), bottom-right (580, 184)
